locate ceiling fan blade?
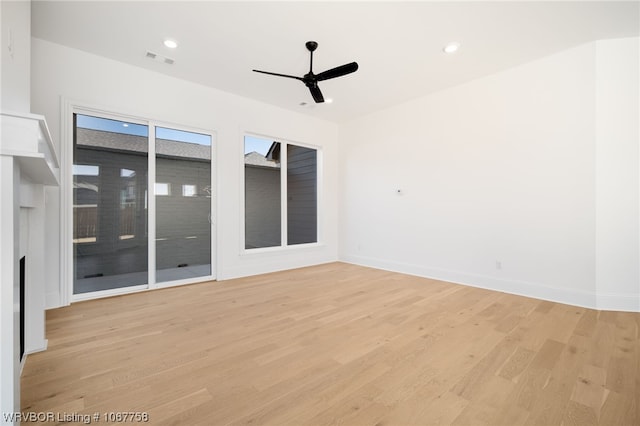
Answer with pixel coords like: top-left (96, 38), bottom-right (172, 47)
top-left (253, 69), bottom-right (303, 81)
top-left (315, 62), bottom-right (359, 82)
top-left (309, 85), bottom-right (324, 103)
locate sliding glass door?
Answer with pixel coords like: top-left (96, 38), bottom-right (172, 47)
top-left (72, 112), bottom-right (214, 297)
top-left (155, 127), bottom-right (212, 283)
top-left (73, 114), bottom-right (149, 294)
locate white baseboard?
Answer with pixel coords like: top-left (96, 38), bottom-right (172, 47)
top-left (21, 339), bottom-right (48, 375)
top-left (596, 292), bottom-right (640, 312)
top-left (26, 339), bottom-right (48, 355)
top-left (219, 256), bottom-right (338, 281)
top-left (340, 254), bottom-right (639, 312)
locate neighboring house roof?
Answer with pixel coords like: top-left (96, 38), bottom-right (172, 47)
top-left (73, 182), bottom-right (99, 192)
top-left (244, 151), bottom-right (280, 169)
top-left (76, 128), bottom-right (211, 161)
top-left (266, 142), bottom-right (281, 162)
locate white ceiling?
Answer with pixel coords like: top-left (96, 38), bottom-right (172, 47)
top-left (32, 1), bottom-right (639, 123)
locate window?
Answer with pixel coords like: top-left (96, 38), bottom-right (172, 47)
top-left (73, 114), bottom-right (149, 293)
top-left (155, 126), bottom-right (212, 283)
top-left (72, 164), bottom-right (100, 244)
top-left (287, 144), bottom-right (318, 245)
top-left (244, 135), bottom-right (318, 249)
top-left (155, 183), bottom-right (170, 196)
top-left (119, 168), bottom-right (138, 241)
top-left (182, 184), bottom-right (197, 197)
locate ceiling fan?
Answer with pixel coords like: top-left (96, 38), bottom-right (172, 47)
top-left (253, 41), bottom-right (358, 104)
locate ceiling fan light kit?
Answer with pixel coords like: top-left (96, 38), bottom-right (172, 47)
top-left (253, 41), bottom-right (358, 104)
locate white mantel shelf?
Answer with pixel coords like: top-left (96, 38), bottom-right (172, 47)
top-left (1, 111), bottom-right (60, 185)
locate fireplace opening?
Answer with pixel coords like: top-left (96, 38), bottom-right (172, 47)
top-left (20, 256), bottom-right (25, 361)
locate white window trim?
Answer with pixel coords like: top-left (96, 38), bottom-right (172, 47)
top-left (60, 98), bottom-right (218, 305)
top-left (240, 132), bottom-right (323, 255)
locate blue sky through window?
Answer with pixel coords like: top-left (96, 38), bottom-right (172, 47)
top-left (157, 127), bottom-right (211, 146)
top-left (77, 114), bottom-right (148, 137)
top-left (77, 114), bottom-right (211, 146)
top-left (244, 135), bottom-right (274, 155)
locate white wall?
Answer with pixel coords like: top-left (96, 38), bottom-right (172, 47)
top-left (340, 38), bottom-right (639, 311)
top-left (20, 181), bottom-right (48, 353)
top-left (595, 38), bottom-right (640, 311)
top-left (31, 38), bottom-right (339, 308)
top-left (1, 0), bottom-right (31, 112)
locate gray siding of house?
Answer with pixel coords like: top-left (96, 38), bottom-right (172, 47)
top-left (245, 166), bottom-right (281, 249)
top-left (156, 157), bottom-right (211, 270)
top-left (73, 148), bottom-right (148, 283)
top-left (287, 145), bottom-right (317, 245)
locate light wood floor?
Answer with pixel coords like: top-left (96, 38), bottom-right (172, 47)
top-left (22, 262), bottom-right (639, 425)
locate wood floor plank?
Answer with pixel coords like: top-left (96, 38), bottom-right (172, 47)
top-left (561, 400), bottom-right (599, 426)
top-left (395, 391), bottom-right (469, 426)
top-left (21, 262), bottom-right (640, 425)
top-left (497, 346), bottom-right (536, 382)
top-left (570, 364), bottom-right (608, 418)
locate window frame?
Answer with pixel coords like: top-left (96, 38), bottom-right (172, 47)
top-left (61, 99), bottom-right (217, 305)
top-left (241, 133), bottom-right (322, 254)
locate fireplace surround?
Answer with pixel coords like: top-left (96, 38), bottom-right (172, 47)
top-left (0, 111), bottom-right (59, 416)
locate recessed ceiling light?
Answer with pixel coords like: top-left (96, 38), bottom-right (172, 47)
top-left (325, 98), bottom-right (333, 104)
top-left (164, 39), bottom-right (178, 49)
top-left (443, 42), bottom-right (460, 54)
